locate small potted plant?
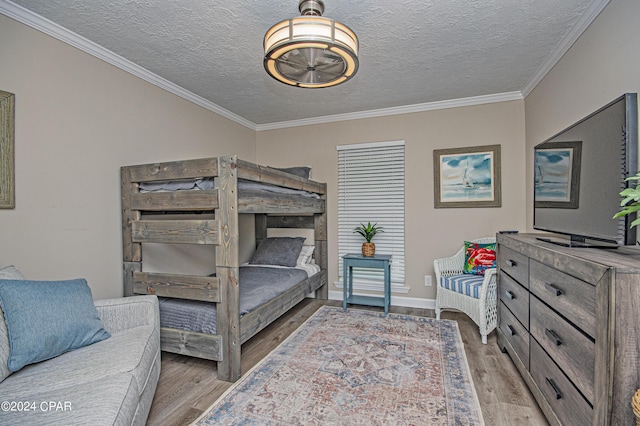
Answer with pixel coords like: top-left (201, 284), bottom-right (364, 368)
top-left (353, 222), bottom-right (383, 256)
top-left (614, 171), bottom-right (640, 234)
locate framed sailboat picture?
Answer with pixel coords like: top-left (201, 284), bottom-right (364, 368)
top-left (433, 144), bottom-right (501, 208)
top-left (534, 141), bottom-right (581, 209)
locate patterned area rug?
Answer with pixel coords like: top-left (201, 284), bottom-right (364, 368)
top-left (194, 306), bottom-right (484, 425)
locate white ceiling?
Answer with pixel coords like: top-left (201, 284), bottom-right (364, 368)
top-left (3, 0), bottom-right (607, 129)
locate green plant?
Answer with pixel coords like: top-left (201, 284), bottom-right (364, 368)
top-left (353, 222), bottom-right (383, 243)
top-left (613, 171), bottom-right (640, 229)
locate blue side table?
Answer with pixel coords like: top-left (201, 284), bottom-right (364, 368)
top-left (342, 253), bottom-right (392, 315)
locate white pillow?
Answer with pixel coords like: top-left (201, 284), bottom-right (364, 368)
top-left (0, 265), bottom-right (26, 280)
top-left (0, 265), bottom-right (25, 384)
top-left (297, 246), bottom-right (315, 265)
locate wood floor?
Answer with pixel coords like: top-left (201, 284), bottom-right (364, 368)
top-left (147, 300), bottom-right (548, 425)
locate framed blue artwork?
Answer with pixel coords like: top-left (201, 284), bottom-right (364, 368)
top-left (434, 144), bottom-right (501, 208)
top-left (534, 141), bottom-right (582, 209)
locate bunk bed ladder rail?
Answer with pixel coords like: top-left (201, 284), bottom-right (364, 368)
top-left (121, 157), bottom-right (234, 369)
top-left (214, 156), bottom-right (241, 382)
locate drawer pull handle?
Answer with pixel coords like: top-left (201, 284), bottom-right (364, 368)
top-left (545, 283), bottom-right (563, 296)
top-left (545, 328), bottom-right (562, 346)
top-left (506, 259), bottom-right (517, 267)
top-left (505, 290), bottom-right (515, 300)
top-left (545, 378), bottom-right (563, 400)
top-left (507, 324), bottom-right (516, 336)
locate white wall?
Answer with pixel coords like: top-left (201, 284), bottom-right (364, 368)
top-left (525, 0), bottom-right (640, 229)
top-left (0, 15), bottom-right (256, 299)
top-left (1, 6), bottom-right (544, 304)
top-left (257, 101), bottom-right (527, 302)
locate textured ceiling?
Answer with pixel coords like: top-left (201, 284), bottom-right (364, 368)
top-left (8, 0), bottom-right (599, 127)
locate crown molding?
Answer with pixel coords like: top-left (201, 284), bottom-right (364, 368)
top-left (255, 91), bottom-right (524, 131)
top-left (0, 0), bottom-right (257, 130)
top-left (2, 0), bottom-right (548, 132)
top-left (521, 0), bottom-right (610, 97)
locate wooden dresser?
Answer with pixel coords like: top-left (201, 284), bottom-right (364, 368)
top-left (496, 233), bottom-right (640, 425)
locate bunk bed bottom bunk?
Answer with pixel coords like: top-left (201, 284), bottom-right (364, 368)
top-left (158, 268), bottom-right (326, 362)
top-left (158, 265), bottom-right (318, 335)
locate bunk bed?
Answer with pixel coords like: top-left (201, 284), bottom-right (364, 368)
top-left (121, 156), bottom-right (327, 382)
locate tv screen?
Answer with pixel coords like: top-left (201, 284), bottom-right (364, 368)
top-left (533, 93), bottom-right (638, 247)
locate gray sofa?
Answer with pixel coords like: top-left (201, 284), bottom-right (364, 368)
top-left (0, 295), bottom-right (161, 425)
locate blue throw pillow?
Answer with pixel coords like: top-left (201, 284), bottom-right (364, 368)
top-left (0, 278), bottom-right (111, 372)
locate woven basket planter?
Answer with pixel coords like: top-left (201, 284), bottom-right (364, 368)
top-left (632, 388), bottom-right (640, 425)
top-left (362, 242), bottom-right (376, 257)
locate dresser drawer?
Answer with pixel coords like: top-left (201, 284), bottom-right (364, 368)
top-left (498, 245), bottom-right (529, 288)
top-left (529, 260), bottom-right (596, 338)
top-left (499, 272), bottom-right (529, 329)
top-left (530, 339), bottom-right (593, 426)
top-left (530, 296), bottom-right (595, 403)
top-left (499, 301), bottom-right (529, 369)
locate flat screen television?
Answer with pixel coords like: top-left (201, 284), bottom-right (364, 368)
top-left (533, 93), bottom-right (638, 247)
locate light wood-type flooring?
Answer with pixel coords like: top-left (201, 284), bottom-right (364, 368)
top-left (147, 299), bottom-right (548, 425)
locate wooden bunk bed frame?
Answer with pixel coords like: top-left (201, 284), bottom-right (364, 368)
top-left (121, 156), bottom-right (327, 382)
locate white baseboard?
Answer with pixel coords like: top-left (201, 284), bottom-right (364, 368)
top-left (328, 290), bottom-right (436, 310)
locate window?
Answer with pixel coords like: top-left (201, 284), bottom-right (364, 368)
top-left (337, 140), bottom-right (406, 292)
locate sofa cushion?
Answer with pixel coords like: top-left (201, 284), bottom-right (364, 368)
top-left (2, 323), bottom-right (157, 397)
top-left (0, 372), bottom-right (139, 426)
top-left (0, 322), bottom-right (160, 425)
top-left (0, 293), bottom-right (160, 425)
top-left (440, 274), bottom-right (485, 299)
top-left (0, 278), bottom-right (111, 372)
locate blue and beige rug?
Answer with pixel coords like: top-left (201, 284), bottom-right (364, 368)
top-left (194, 306), bottom-right (484, 425)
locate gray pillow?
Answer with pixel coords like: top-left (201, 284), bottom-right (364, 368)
top-left (249, 237), bottom-right (305, 267)
top-left (275, 166), bottom-right (311, 179)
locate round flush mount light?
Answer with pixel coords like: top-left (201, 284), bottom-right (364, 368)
top-left (263, 0), bottom-right (359, 88)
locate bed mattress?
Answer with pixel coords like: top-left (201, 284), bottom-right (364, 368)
top-left (158, 264), bottom-right (319, 335)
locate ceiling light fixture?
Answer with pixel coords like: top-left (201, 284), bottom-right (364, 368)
top-left (263, 0), bottom-right (359, 89)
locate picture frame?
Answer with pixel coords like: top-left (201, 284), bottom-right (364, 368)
top-left (534, 141), bottom-right (582, 209)
top-left (433, 144), bottom-right (501, 208)
top-left (0, 90), bottom-right (15, 209)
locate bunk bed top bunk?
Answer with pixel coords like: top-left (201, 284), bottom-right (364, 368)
top-left (121, 156), bottom-right (328, 382)
top-left (122, 157), bottom-right (325, 213)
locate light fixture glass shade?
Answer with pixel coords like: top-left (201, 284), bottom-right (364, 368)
top-left (264, 14), bottom-right (359, 88)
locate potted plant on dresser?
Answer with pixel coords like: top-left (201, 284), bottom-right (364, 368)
top-left (614, 170), bottom-right (640, 243)
top-left (353, 222), bottom-right (383, 256)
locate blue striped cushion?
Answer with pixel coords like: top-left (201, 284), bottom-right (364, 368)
top-left (440, 274), bottom-right (484, 299)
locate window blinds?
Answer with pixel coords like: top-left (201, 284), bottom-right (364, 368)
top-left (337, 141), bottom-right (405, 289)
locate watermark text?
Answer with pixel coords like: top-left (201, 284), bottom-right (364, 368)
top-left (1, 401), bottom-right (72, 412)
